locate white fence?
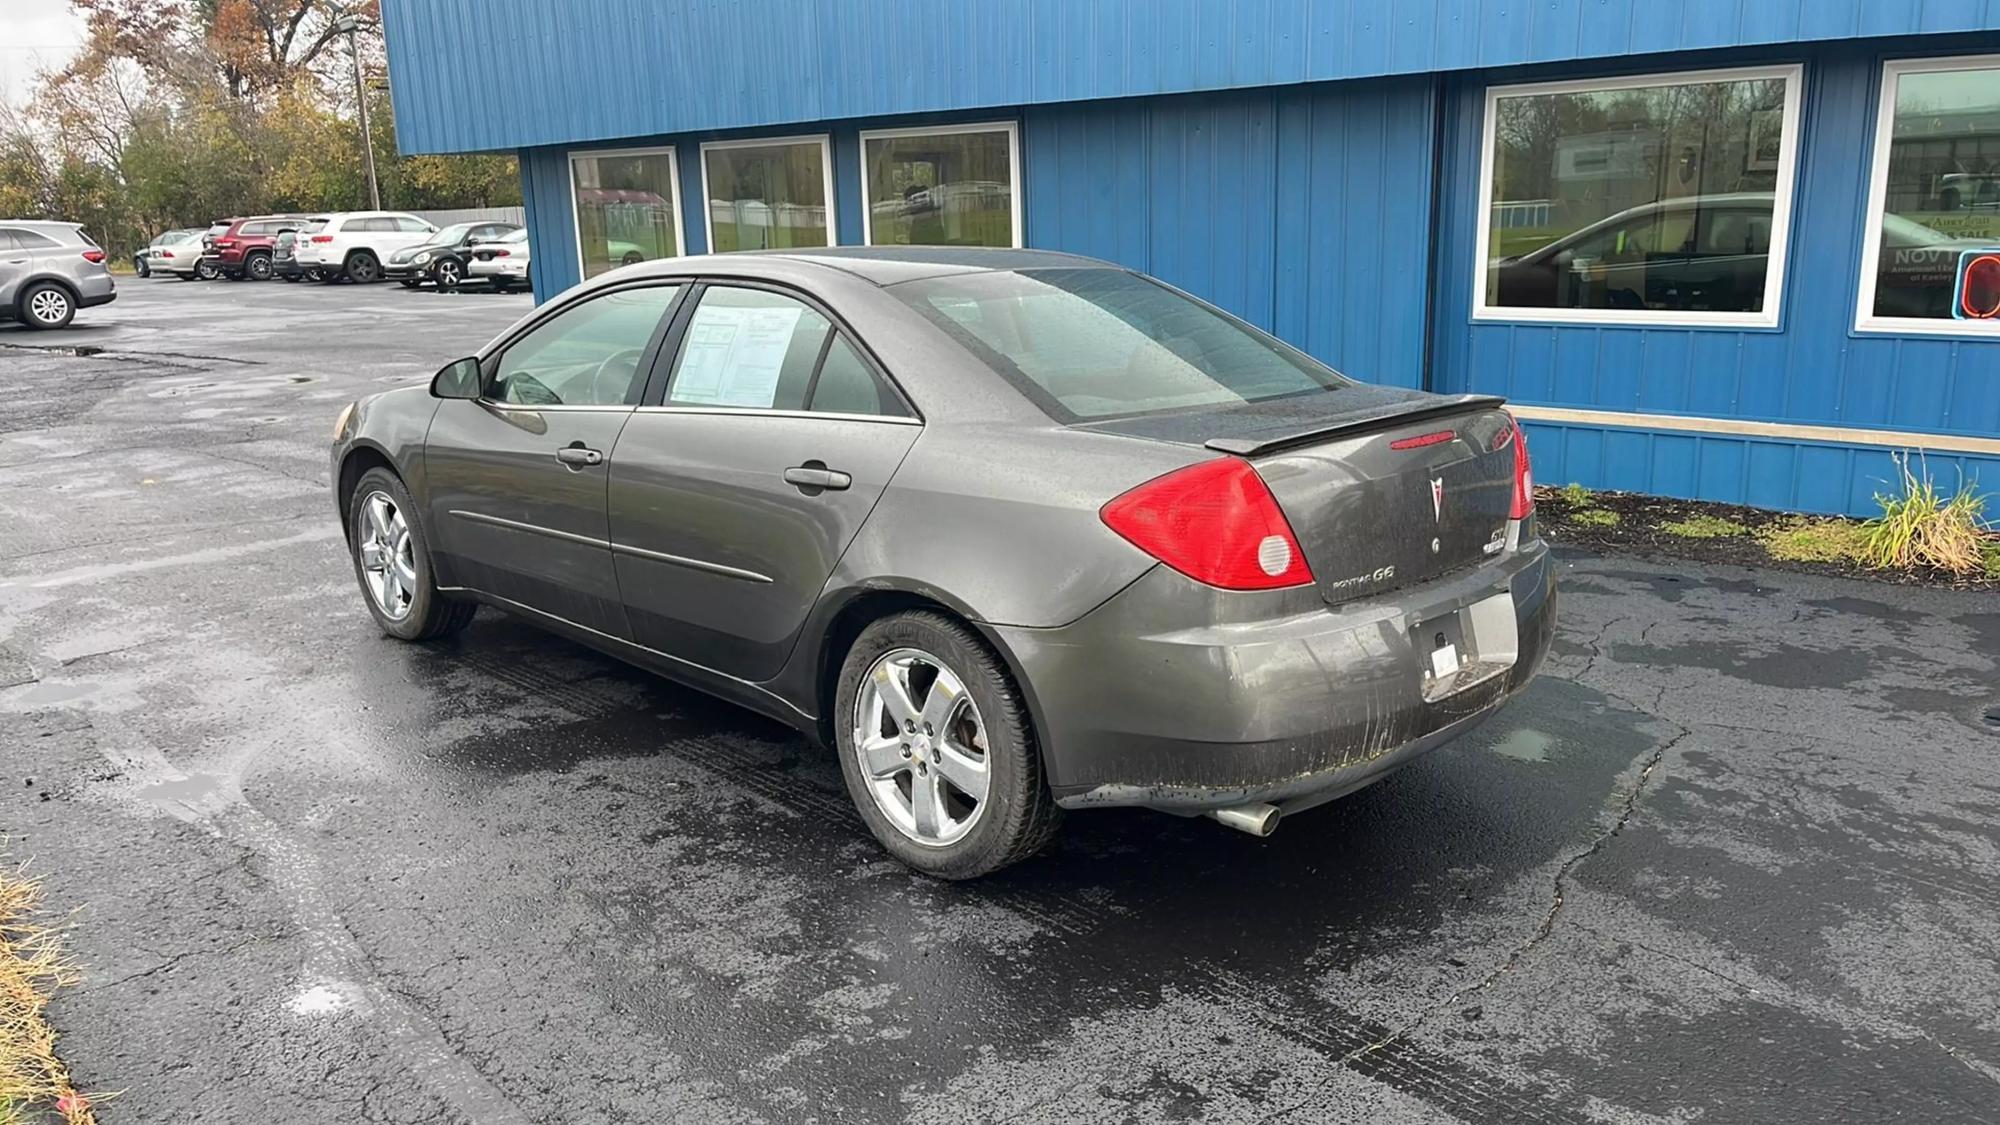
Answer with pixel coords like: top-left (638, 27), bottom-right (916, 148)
top-left (409, 206), bottom-right (526, 227)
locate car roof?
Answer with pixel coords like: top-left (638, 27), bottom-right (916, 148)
top-left (0, 220), bottom-right (85, 232)
top-left (618, 245), bottom-right (1119, 287)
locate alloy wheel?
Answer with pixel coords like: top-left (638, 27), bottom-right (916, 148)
top-left (355, 491), bottom-right (417, 621)
top-left (435, 259), bottom-right (461, 288)
top-left (27, 288), bottom-right (70, 326)
top-left (853, 647), bottom-right (991, 846)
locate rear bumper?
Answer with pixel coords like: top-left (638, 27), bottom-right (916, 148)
top-left (996, 541), bottom-right (1557, 812)
top-left (79, 288), bottom-right (117, 309)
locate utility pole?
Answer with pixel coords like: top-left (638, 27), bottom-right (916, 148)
top-left (333, 15), bottom-right (381, 210)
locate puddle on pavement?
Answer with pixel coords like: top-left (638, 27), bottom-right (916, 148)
top-left (2, 680), bottom-right (104, 708)
top-left (137, 772), bottom-right (232, 813)
top-left (1491, 727), bottom-right (1555, 762)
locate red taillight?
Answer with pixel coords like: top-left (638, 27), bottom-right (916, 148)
top-left (216, 239), bottom-right (236, 249)
top-left (1100, 457), bottom-right (1314, 590)
top-left (310, 234), bottom-right (334, 243)
top-left (1505, 414), bottom-right (1534, 519)
top-left (81, 249), bottom-right (106, 263)
top-left (493, 249), bottom-right (511, 257)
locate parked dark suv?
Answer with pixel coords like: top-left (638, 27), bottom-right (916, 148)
top-left (203, 215), bottom-right (323, 281)
top-left (383, 220), bottom-right (522, 289)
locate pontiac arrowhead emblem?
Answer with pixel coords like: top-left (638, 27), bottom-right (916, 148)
top-left (1430, 477), bottom-right (1445, 524)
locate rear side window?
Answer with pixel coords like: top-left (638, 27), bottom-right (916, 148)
top-left (666, 286), bottom-right (831, 411)
top-left (809, 336), bottom-right (905, 417)
top-left (0, 230), bottom-right (18, 251)
top-left (11, 230), bottom-right (59, 249)
top-left (894, 268), bottom-right (1348, 421)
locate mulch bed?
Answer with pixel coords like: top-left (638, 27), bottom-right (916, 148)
top-left (1533, 489), bottom-right (2000, 592)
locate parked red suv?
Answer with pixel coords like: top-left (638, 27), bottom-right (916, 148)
top-left (201, 214), bottom-right (323, 281)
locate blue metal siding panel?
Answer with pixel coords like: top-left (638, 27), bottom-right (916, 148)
top-left (1431, 43), bottom-right (2000, 517)
top-left (1018, 79), bottom-right (1433, 388)
top-left (379, 0), bottom-right (2000, 155)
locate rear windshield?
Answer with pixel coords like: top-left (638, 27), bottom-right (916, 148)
top-left (893, 268), bottom-right (1348, 421)
top-left (300, 220), bottom-right (327, 235)
top-left (206, 223), bottom-right (230, 238)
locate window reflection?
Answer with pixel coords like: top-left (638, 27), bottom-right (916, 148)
top-left (864, 127), bottom-right (1016, 247)
top-left (704, 140), bottom-right (832, 252)
top-left (1870, 63), bottom-right (2000, 321)
top-left (572, 151), bottom-right (680, 279)
top-left (1484, 72), bottom-right (1792, 316)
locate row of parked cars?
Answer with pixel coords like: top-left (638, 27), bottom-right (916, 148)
top-left (135, 211), bottom-right (532, 292)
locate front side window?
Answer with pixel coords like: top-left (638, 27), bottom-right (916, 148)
top-left (1476, 66), bottom-right (1801, 327)
top-left (572, 148), bottom-right (681, 279)
top-left (896, 268), bottom-right (1348, 421)
top-left (1858, 56), bottom-right (2000, 333)
top-left (490, 286), bottom-right (682, 407)
top-left (702, 137), bottom-right (833, 252)
top-left (861, 123), bottom-right (1019, 248)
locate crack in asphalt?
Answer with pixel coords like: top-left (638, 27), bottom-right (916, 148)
top-left (1257, 721), bottom-right (1686, 1123)
top-left (0, 341), bottom-right (265, 367)
top-left (73, 934), bottom-right (271, 998)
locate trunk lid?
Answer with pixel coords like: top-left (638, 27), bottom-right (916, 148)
top-left (1079, 388), bottom-right (1517, 605)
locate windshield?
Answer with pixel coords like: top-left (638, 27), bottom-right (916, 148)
top-left (423, 223), bottom-right (475, 247)
top-left (893, 268), bottom-right (1348, 421)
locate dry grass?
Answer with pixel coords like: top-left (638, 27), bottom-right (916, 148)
top-left (0, 861), bottom-right (98, 1125)
top-left (1863, 456), bottom-right (1995, 577)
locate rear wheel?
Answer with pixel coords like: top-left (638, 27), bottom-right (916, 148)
top-left (490, 277), bottom-right (513, 293)
top-left (245, 252), bottom-right (273, 281)
top-left (18, 282), bottom-right (75, 329)
top-left (345, 250), bottom-right (380, 284)
top-left (345, 467), bottom-right (475, 641)
top-left (398, 279), bottom-right (421, 289)
top-left (834, 611), bottom-right (1059, 879)
top-left (433, 257), bottom-right (463, 290)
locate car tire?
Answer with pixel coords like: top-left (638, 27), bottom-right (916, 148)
top-left (194, 260), bottom-right (220, 281)
top-left (18, 282), bottom-right (75, 330)
top-left (245, 252), bottom-right (273, 281)
top-left (621, 250), bottom-right (644, 266)
top-left (345, 467), bottom-right (475, 642)
top-left (345, 250), bottom-right (381, 283)
top-left (490, 278), bottom-right (513, 293)
top-left (833, 610), bottom-right (1059, 879)
top-left (398, 279), bottom-right (421, 289)
top-left (134, 257), bottom-right (150, 278)
top-left (433, 258), bottom-right (463, 290)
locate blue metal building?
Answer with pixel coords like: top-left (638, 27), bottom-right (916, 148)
top-left (380, 0), bottom-right (2000, 516)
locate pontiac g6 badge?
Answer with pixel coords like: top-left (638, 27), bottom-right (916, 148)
top-left (1430, 477), bottom-right (1445, 523)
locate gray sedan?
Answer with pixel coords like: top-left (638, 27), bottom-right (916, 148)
top-left (329, 248), bottom-right (1556, 878)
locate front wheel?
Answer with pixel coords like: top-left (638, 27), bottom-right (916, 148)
top-left (834, 611), bottom-right (1059, 879)
top-left (18, 282), bottom-right (75, 329)
top-left (345, 467), bottom-right (475, 641)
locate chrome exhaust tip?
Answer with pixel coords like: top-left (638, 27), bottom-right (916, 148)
top-left (1208, 802), bottom-right (1281, 837)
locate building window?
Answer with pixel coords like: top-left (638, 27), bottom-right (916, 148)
top-left (700, 136), bottom-right (835, 252)
top-left (1474, 65), bottom-right (1803, 329)
top-left (1856, 55), bottom-right (2000, 336)
top-left (860, 122), bottom-right (1021, 248)
top-left (570, 147), bottom-right (683, 280)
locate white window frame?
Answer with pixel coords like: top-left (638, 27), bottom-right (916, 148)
top-left (857, 120), bottom-right (1024, 248)
top-left (1854, 54), bottom-right (2000, 338)
top-left (1471, 64), bottom-right (1805, 330)
top-left (698, 134), bottom-right (838, 252)
top-left (567, 145), bottom-right (684, 281)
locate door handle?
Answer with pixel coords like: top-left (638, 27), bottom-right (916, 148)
top-left (555, 446), bottom-right (604, 468)
top-left (783, 464), bottom-right (852, 492)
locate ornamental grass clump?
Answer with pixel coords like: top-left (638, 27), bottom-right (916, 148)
top-left (1862, 456), bottom-right (1995, 577)
top-left (0, 861), bottom-right (99, 1125)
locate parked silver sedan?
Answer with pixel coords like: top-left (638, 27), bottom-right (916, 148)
top-left (0, 220), bottom-right (116, 329)
top-left (329, 248), bottom-right (1556, 878)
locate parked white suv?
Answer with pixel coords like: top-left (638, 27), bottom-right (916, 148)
top-left (297, 211), bottom-right (438, 283)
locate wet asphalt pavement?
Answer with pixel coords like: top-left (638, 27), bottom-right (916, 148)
top-left (3, 278), bottom-right (1998, 1124)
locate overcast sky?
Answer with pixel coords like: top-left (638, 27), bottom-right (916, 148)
top-left (0, 0), bottom-right (87, 110)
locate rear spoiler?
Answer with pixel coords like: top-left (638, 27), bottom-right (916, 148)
top-left (1205, 394), bottom-right (1507, 457)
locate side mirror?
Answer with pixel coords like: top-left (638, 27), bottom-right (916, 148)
top-left (430, 356), bottom-right (483, 399)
